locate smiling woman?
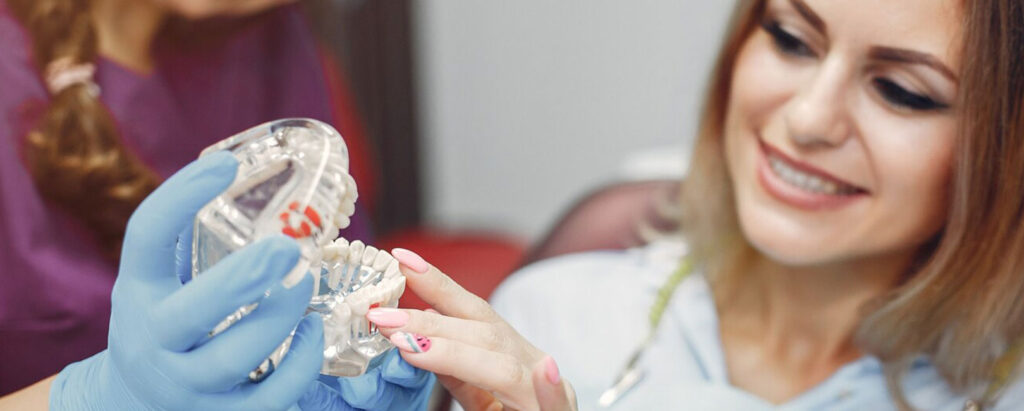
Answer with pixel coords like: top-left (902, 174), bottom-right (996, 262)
top-left (683, 0), bottom-right (1023, 407)
top-left (356, 0), bottom-right (1024, 410)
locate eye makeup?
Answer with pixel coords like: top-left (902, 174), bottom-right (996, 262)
top-left (759, 5), bottom-right (952, 114)
top-left (872, 77), bottom-right (949, 112)
top-left (760, 17), bottom-right (817, 58)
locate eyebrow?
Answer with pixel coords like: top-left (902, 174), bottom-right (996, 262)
top-left (868, 47), bottom-right (959, 83)
top-left (790, 0), bottom-right (826, 34)
top-left (784, 0), bottom-right (958, 83)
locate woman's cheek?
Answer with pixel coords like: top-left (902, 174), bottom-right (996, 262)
top-left (862, 118), bottom-right (956, 249)
top-left (729, 36), bottom-right (813, 140)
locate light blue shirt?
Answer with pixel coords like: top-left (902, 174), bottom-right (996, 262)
top-left (490, 241), bottom-right (1024, 410)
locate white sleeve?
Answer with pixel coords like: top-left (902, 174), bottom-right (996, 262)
top-left (488, 256), bottom-right (578, 350)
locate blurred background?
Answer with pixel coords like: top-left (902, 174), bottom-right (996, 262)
top-left (307, 0), bottom-right (734, 304)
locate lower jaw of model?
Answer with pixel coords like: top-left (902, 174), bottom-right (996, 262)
top-left (190, 118), bottom-right (405, 380)
top-left (247, 239), bottom-right (407, 379)
top-left (314, 238), bottom-right (407, 376)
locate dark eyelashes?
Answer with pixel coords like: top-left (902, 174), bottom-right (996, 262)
top-left (760, 19), bottom-right (816, 58)
top-left (872, 78), bottom-right (949, 111)
top-left (760, 17), bottom-right (948, 112)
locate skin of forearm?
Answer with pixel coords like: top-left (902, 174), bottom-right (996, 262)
top-left (0, 375), bottom-right (55, 410)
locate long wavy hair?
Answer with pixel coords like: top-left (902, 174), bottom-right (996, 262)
top-left (679, 0), bottom-right (1024, 407)
top-left (6, 0), bottom-right (161, 260)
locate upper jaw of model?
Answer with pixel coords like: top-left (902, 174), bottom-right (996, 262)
top-left (190, 118), bottom-right (405, 378)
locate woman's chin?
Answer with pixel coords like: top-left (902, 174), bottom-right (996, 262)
top-left (738, 218), bottom-right (853, 267)
top-left (748, 240), bottom-right (841, 267)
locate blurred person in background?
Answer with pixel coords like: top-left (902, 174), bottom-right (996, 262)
top-left (364, 0), bottom-right (1024, 410)
top-left (0, 0), bottom-right (433, 409)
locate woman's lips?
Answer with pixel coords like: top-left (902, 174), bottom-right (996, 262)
top-left (756, 139), bottom-right (868, 211)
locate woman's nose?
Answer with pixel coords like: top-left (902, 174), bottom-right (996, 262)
top-left (784, 58), bottom-right (853, 148)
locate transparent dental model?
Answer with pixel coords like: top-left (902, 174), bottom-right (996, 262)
top-left (191, 118), bottom-right (405, 379)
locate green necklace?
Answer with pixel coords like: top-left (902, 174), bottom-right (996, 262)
top-left (597, 257), bottom-right (694, 408)
top-left (646, 256), bottom-right (694, 338)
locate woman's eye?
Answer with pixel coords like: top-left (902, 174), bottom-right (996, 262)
top-left (761, 20), bottom-right (816, 58)
top-left (872, 78), bottom-right (948, 111)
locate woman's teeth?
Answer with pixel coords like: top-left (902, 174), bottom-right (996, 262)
top-left (768, 155), bottom-right (858, 195)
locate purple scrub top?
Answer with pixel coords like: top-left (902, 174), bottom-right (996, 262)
top-left (0, 3), bottom-right (372, 394)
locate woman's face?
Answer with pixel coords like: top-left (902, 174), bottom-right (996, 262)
top-left (723, 0), bottom-right (961, 266)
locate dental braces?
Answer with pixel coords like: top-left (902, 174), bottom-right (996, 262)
top-left (191, 118), bottom-right (405, 379)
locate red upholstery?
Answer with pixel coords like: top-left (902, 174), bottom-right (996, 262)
top-left (376, 228), bottom-right (527, 309)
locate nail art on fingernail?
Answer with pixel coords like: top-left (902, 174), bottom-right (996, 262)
top-left (391, 248), bottom-right (429, 274)
top-left (544, 356), bottom-right (561, 385)
top-left (391, 331), bottom-right (431, 353)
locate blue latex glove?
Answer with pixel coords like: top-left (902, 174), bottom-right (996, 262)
top-left (49, 152), bottom-right (326, 410)
top-left (297, 349), bottom-right (436, 411)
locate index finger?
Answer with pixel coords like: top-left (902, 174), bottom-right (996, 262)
top-left (390, 248), bottom-right (500, 322)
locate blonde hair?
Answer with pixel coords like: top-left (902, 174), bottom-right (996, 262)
top-left (679, 0), bottom-right (1024, 407)
top-left (8, 0), bottom-right (161, 260)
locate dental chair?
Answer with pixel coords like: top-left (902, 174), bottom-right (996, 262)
top-left (523, 179), bottom-right (681, 266)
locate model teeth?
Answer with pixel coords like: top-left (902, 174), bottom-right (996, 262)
top-left (326, 300), bottom-right (352, 327)
top-left (346, 291), bottom-right (372, 316)
top-left (348, 241), bottom-right (365, 264)
top-left (339, 176), bottom-right (357, 220)
top-left (322, 238), bottom-right (348, 259)
top-left (385, 260), bottom-right (400, 277)
top-left (769, 155), bottom-right (858, 195)
top-left (361, 245), bottom-right (379, 267)
top-left (372, 252), bottom-right (392, 272)
top-left (327, 173), bottom-right (358, 231)
top-left (340, 200), bottom-right (356, 219)
top-left (326, 239), bottom-right (401, 280)
top-left (321, 238), bottom-right (404, 318)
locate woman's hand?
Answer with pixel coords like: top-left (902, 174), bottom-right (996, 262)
top-left (365, 248), bottom-right (577, 411)
top-left (49, 152), bottom-right (324, 410)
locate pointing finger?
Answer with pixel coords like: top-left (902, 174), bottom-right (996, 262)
top-left (390, 248), bottom-right (500, 323)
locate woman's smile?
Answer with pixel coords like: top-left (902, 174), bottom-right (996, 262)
top-left (756, 137), bottom-right (868, 210)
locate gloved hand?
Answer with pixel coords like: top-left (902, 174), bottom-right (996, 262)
top-left (297, 349), bottom-right (436, 411)
top-left (49, 151), bottom-right (326, 411)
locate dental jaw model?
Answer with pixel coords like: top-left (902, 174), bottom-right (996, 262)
top-left (191, 118), bottom-right (405, 379)
top-left (317, 237), bottom-right (406, 375)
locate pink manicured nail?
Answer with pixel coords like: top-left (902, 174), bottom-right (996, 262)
top-left (391, 248), bottom-right (429, 274)
top-left (366, 308), bottom-right (409, 327)
top-left (391, 332), bottom-right (432, 353)
top-left (544, 356), bottom-right (561, 385)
